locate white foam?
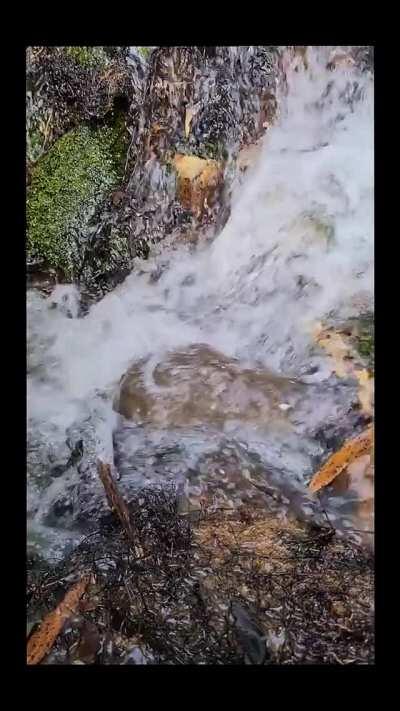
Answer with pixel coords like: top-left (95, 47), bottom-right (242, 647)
top-left (27, 49), bottom-right (373, 442)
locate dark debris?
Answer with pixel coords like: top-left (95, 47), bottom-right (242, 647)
top-left (27, 486), bottom-right (374, 665)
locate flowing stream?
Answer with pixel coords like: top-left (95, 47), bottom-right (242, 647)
top-left (27, 49), bottom-right (374, 559)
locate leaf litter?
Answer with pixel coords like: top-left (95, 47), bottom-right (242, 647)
top-left (27, 471), bottom-right (374, 665)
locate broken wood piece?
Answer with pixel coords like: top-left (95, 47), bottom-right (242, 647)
top-left (27, 576), bottom-right (90, 665)
top-left (97, 460), bottom-right (142, 556)
top-left (309, 425), bottom-right (373, 494)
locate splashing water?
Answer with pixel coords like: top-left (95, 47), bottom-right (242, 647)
top-left (27, 48), bottom-right (374, 552)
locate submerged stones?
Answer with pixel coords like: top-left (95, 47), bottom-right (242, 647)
top-left (26, 47), bottom-right (374, 565)
top-left (114, 344), bottom-right (305, 430)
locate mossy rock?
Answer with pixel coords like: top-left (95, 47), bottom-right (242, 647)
top-left (26, 47), bottom-right (136, 166)
top-left (27, 121), bottom-right (129, 280)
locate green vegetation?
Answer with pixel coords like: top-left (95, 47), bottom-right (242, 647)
top-left (27, 121), bottom-right (128, 278)
top-left (197, 142), bottom-right (229, 161)
top-left (355, 313), bottom-right (374, 370)
top-left (64, 46), bottom-right (108, 69)
top-left (138, 47), bottom-right (153, 60)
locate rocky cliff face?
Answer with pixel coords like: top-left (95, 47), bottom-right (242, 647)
top-left (26, 46), bottom-right (285, 300)
top-left (27, 46), bottom-right (373, 300)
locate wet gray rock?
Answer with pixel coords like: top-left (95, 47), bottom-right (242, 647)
top-left (27, 400), bottom-right (115, 534)
top-left (231, 601), bottom-right (268, 665)
top-left (27, 424), bottom-right (72, 494)
top-left (116, 46), bottom-right (283, 258)
top-left (124, 645), bottom-right (155, 665)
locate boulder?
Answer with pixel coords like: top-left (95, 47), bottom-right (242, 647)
top-left (26, 122), bottom-right (132, 289)
top-left (26, 46), bottom-right (146, 296)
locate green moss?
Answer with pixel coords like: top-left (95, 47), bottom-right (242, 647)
top-left (138, 47), bottom-right (153, 60)
top-left (108, 112), bottom-right (129, 165)
top-left (64, 46), bottom-right (108, 69)
top-left (202, 142), bottom-right (218, 159)
top-left (355, 313), bottom-right (374, 370)
top-left (27, 121), bottom-right (128, 278)
top-left (195, 141), bottom-right (229, 162)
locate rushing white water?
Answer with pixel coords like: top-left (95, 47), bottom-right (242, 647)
top-left (27, 49), bottom-right (374, 545)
